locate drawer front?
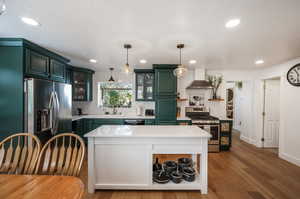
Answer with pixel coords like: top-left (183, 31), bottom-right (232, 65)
top-left (152, 143), bottom-right (202, 154)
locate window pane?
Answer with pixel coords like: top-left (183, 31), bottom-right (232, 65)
top-left (98, 82), bottom-right (132, 108)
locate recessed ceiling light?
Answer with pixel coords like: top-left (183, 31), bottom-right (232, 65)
top-left (89, 59), bottom-right (97, 63)
top-left (255, 59), bottom-right (264, 65)
top-left (189, 60), bottom-right (197, 64)
top-left (225, 18), bottom-right (240, 28)
top-left (21, 17), bottom-right (40, 26)
top-left (139, 59), bottom-right (147, 64)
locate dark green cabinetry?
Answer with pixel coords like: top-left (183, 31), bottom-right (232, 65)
top-left (72, 67), bottom-right (94, 101)
top-left (65, 65), bottom-right (73, 84)
top-left (220, 120), bottom-right (233, 151)
top-left (145, 119), bottom-right (155, 125)
top-left (0, 46), bottom-right (24, 141)
top-left (153, 65), bottom-right (178, 125)
top-left (155, 96), bottom-right (177, 124)
top-left (0, 38), bottom-right (70, 141)
top-left (25, 49), bottom-right (49, 78)
top-left (154, 67), bottom-right (177, 96)
top-left (50, 59), bottom-right (65, 82)
top-left (177, 120), bottom-right (192, 125)
top-left (134, 69), bottom-right (154, 101)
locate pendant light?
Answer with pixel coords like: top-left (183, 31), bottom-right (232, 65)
top-left (173, 44), bottom-right (187, 78)
top-left (0, 0), bottom-right (6, 15)
top-left (108, 67), bottom-right (115, 82)
top-left (124, 44), bottom-right (132, 74)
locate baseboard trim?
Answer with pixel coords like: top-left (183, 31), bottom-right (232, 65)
top-left (240, 135), bottom-right (257, 146)
top-left (279, 152), bottom-right (300, 167)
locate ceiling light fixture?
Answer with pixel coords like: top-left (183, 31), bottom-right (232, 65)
top-left (173, 44), bottom-right (187, 78)
top-left (108, 67), bottom-right (115, 82)
top-left (255, 59), bottom-right (264, 65)
top-left (21, 17), bottom-right (40, 26)
top-left (140, 59), bottom-right (147, 64)
top-left (89, 59), bottom-right (97, 63)
top-left (124, 44), bottom-right (132, 74)
top-left (225, 18), bottom-right (240, 28)
top-left (0, 0), bottom-right (6, 16)
top-left (189, 60), bottom-right (197, 64)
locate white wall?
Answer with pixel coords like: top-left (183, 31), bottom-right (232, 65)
top-left (253, 58), bottom-right (300, 166)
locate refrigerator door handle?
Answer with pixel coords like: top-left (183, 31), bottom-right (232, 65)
top-left (49, 92), bottom-right (55, 133)
top-left (54, 91), bottom-right (60, 135)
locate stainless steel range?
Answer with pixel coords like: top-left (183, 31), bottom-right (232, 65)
top-left (186, 107), bottom-right (220, 152)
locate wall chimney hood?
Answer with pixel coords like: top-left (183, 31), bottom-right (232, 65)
top-left (186, 68), bottom-right (213, 89)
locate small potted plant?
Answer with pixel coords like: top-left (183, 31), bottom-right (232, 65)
top-left (208, 75), bottom-right (223, 99)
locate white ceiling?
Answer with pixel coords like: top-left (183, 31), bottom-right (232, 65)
top-left (1, 0), bottom-right (300, 71)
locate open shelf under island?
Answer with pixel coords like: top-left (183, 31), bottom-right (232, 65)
top-left (84, 125), bottom-right (211, 194)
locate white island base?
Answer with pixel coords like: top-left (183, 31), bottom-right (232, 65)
top-left (84, 125), bottom-right (211, 194)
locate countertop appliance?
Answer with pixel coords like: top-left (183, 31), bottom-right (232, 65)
top-left (124, 119), bottom-right (145, 125)
top-left (145, 109), bottom-right (154, 116)
top-left (24, 78), bottom-right (72, 144)
top-left (186, 107), bottom-right (220, 152)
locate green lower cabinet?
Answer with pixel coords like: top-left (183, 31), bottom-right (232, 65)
top-left (156, 121), bottom-right (177, 125)
top-left (155, 96), bottom-right (177, 125)
top-left (176, 120), bottom-right (192, 125)
top-left (145, 119), bottom-right (155, 125)
top-left (72, 119), bottom-right (85, 143)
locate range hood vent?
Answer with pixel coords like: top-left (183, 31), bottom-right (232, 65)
top-left (186, 68), bottom-right (213, 89)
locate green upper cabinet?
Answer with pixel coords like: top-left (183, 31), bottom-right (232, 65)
top-left (134, 69), bottom-right (154, 101)
top-left (154, 65), bottom-right (177, 96)
top-left (65, 65), bottom-right (73, 84)
top-left (49, 59), bottom-right (66, 82)
top-left (22, 39), bottom-right (69, 82)
top-left (72, 66), bottom-right (94, 101)
top-left (25, 49), bottom-right (49, 78)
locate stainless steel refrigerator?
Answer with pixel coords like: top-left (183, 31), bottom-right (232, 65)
top-left (24, 78), bottom-right (72, 143)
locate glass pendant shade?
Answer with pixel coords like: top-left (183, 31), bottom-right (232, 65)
top-left (0, 0), bottom-right (6, 15)
top-left (124, 44), bottom-right (132, 74)
top-left (174, 44), bottom-right (187, 78)
top-left (124, 63), bottom-right (131, 74)
top-left (173, 65), bottom-right (187, 78)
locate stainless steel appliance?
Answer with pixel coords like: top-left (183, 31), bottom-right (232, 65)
top-left (185, 107), bottom-right (220, 152)
top-left (124, 119), bottom-right (145, 125)
top-left (24, 78), bottom-right (72, 144)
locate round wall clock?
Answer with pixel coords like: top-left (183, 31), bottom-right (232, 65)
top-left (287, 64), bottom-right (300, 86)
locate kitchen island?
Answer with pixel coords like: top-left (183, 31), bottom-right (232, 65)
top-left (84, 125), bottom-right (211, 194)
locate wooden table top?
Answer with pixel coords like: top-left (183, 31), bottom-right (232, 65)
top-left (0, 174), bottom-right (84, 199)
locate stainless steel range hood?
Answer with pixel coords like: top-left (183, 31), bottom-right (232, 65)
top-left (186, 68), bottom-right (213, 89)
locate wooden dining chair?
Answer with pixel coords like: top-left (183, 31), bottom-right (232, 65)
top-left (0, 133), bottom-right (41, 174)
top-left (35, 133), bottom-right (85, 177)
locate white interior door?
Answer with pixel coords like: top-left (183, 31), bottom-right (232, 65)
top-left (263, 79), bottom-right (280, 148)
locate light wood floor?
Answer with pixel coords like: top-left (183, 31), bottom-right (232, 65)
top-left (79, 132), bottom-right (300, 199)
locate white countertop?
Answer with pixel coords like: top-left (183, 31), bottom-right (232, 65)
top-left (72, 114), bottom-right (155, 121)
top-left (84, 125), bottom-right (211, 138)
top-left (72, 114), bottom-right (191, 121)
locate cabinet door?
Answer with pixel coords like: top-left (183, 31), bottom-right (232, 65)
top-left (72, 70), bottom-right (93, 101)
top-left (136, 73), bottom-right (145, 101)
top-left (50, 59), bottom-right (65, 82)
top-left (25, 49), bottom-right (49, 78)
top-left (65, 67), bottom-right (73, 84)
top-left (155, 97), bottom-right (177, 123)
top-left (144, 73), bottom-right (154, 100)
top-left (155, 69), bottom-right (177, 96)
